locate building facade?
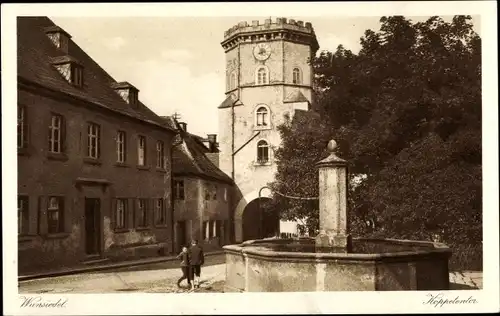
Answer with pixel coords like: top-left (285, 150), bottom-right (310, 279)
top-left (17, 17), bottom-right (177, 274)
top-left (217, 18), bottom-right (319, 242)
top-left (166, 119), bottom-right (234, 253)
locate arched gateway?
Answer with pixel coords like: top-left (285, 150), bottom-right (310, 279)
top-left (233, 188), bottom-right (279, 243)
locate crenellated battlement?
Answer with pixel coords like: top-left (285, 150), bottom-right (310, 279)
top-left (224, 17), bottom-right (314, 39)
top-left (221, 17), bottom-right (318, 53)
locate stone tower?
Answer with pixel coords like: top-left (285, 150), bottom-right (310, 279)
top-left (218, 18), bottom-right (319, 243)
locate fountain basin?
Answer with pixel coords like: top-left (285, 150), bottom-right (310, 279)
top-left (223, 238), bottom-right (451, 292)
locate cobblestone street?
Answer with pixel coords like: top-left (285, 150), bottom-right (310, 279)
top-left (18, 253), bottom-right (481, 293)
top-left (18, 255), bottom-right (226, 294)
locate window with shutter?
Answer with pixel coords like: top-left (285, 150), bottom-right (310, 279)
top-left (18, 105), bottom-right (29, 149)
top-left (115, 199), bottom-right (127, 229)
top-left (48, 114), bottom-right (64, 153)
top-left (87, 123), bottom-right (100, 159)
top-left (47, 196), bottom-right (64, 234)
top-left (136, 199), bottom-right (148, 227)
top-left (138, 136), bottom-right (146, 166)
top-left (116, 131), bottom-right (127, 163)
top-left (18, 196), bottom-right (29, 235)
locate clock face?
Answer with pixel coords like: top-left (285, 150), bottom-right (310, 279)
top-left (253, 43), bottom-right (271, 61)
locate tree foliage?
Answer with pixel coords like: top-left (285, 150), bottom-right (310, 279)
top-left (269, 16), bottom-right (482, 248)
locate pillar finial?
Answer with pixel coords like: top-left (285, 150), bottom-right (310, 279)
top-left (316, 139), bottom-right (346, 168)
top-left (327, 139), bottom-right (337, 152)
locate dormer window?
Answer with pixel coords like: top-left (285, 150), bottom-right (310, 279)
top-left (112, 82), bottom-right (139, 107)
top-left (45, 26), bottom-right (71, 53)
top-left (50, 56), bottom-right (84, 88)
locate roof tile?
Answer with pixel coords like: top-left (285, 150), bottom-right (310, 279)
top-left (17, 17), bottom-right (174, 132)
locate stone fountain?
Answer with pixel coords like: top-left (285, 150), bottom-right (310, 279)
top-left (223, 140), bottom-right (452, 292)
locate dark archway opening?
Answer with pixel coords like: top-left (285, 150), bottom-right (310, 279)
top-left (242, 197), bottom-right (279, 241)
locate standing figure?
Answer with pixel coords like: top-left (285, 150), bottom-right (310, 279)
top-left (188, 239), bottom-right (205, 288)
top-left (176, 246), bottom-right (191, 289)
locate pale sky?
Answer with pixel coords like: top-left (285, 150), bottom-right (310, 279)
top-left (51, 16), bottom-right (480, 136)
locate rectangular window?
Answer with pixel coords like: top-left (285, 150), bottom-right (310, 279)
top-left (213, 185), bottom-right (217, 200)
top-left (49, 114), bottom-right (63, 153)
top-left (87, 123), bottom-right (100, 159)
top-left (18, 105), bottom-right (28, 148)
top-left (129, 89), bottom-right (138, 105)
top-left (203, 221), bottom-right (209, 240)
top-left (174, 180), bottom-right (185, 200)
top-left (136, 199), bottom-right (148, 227)
top-left (155, 198), bottom-right (166, 225)
top-left (116, 131), bottom-right (127, 163)
top-left (156, 140), bottom-right (165, 169)
top-left (205, 187), bottom-right (210, 200)
top-left (47, 196), bottom-right (64, 234)
top-left (115, 199), bottom-right (127, 229)
top-left (18, 196), bottom-right (29, 235)
top-left (71, 65), bottom-right (84, 87)
top-left (224, 187), bottom-right (228, 202)
top-left (138, 136), bottom-right (146, 166)
top-left (211, 220), bottom-right (217, 238)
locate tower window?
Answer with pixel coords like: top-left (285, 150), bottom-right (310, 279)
top-left (257, 140), bottom-right (270, 164)
top-left (255, 106), bottom-right (270, 127)
top-left (255, 66), bottom-right (269, 85)
top-left (230, 71), bottom-right (237, 90)
top-left (293, 68), bottom-right (302, 84)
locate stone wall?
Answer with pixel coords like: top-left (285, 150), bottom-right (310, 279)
top-left (223, 239), bottom-right (451, 292)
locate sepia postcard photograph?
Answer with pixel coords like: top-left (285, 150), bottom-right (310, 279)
top-left (2, 1), bottom-right (499, 315)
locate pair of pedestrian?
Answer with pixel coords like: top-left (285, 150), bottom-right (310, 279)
top-left (176, 239), bottom-right (205, 290)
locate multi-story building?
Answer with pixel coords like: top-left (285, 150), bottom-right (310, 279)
top-left (217, 18), bottom-right (319, 242)
top-left (17, 17), bottom-right (177, 273)
top-left (163, 118), bottom-right (234, 252)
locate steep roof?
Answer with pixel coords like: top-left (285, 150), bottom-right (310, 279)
top-left (218, 93), bottom-right (243, 109)
top-left (284, 90), bottom-right (309, 103)
top-left (17, 17), bottom-right (175, 132)
top-left (160, 117), bottom-right (232, 184)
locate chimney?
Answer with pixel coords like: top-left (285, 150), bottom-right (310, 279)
top-left (207, 134), bottom-right (217, 151)
top-left (207, 134), bottom-right (217, 144)
top-left (178, 122), bottom-right (187, 132)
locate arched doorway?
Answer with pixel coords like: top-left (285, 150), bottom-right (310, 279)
top-left (242, 197), bottom-right (279, 241)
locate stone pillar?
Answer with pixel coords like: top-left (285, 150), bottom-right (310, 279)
top-left (315, 140), bottom-right (352, 251)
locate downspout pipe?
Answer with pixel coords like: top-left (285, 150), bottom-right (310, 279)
top-left (230, 97), bottom-right (239, 243)
top-left (170, 130), bottom-right (184, 255)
